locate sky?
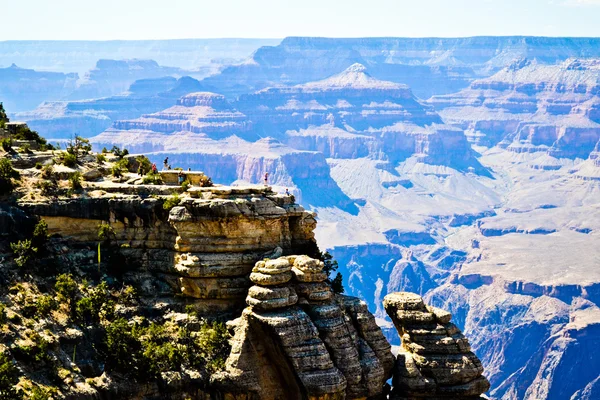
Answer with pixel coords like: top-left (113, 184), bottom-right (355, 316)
top-left (2, 0), bottom-right (600, 40)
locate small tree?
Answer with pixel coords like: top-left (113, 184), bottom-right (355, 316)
top-left (32, 219), bottom-right (49, 249)
top-left (0, 158), bottom-right (19, 195)
top-left (10, 239), bottom-right (37, 268)
top-left (111, 146), bottom-right (129, 159)
top-left (136, 155), bottom-right (152, 175)
top-left (321, 251), bottom-right (344, 294)
top-left (66, 135), bottom-right (92, 161)
top-left (69, 172), bottom-right (82, 191)
top-left (0, 102), bottom-right (9, 125)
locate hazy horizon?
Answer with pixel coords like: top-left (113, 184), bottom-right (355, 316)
top-left (3, 0), bottom-right (600, 40)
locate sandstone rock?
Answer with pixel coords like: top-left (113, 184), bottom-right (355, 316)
top-left (18, 188), bottom-right (319, 313)
top-left (384, 292), bottom-right (490, 399)
top-left (246, 286), bottom-right (298, 311)
top-left (82, 168), bottom-right (104, 181)
top-left (216, 256), bottom-right (395, 399)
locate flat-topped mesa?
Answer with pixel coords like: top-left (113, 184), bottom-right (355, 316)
top-left (383, 292), bottom-right (490, 400)
top-left (215, 255), bottom-right (394, 400)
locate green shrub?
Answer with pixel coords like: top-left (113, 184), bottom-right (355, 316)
top-left (55, 274), bottom-right (78, 305)
top-left (96, 154), bottom-right (106, 163)
top-left (62, 152), bottom-right (77, 167)
top-left (321, 251), bottom-right (344, 294)
top-left (120, 285), bottom-right (137, 306)
top-left (142, 171), bottom-right (162, 185)
top-left (35, 180), bottom-right (57, 197)
top-left (19, 144), bottom-right (31, 154)
top-left (14, 332), bottom-right (52, 365)
top-left (0, 303), bottom-right (6, 324)
top-left (41, 164), bottom-right (55, 180)
top-left (77, 281), bottom-right (111, 324)
top-left (69, 172), bottom-right (82, 191)
top-left (32, 219), bottom-right (49, 249)
top-left (1, 138), bottom-right (12, 152)
top-left (97, 223), bottom-right (115, 241)
top-left (193, 321), bottom-right (231, 373)
top-left (163, 194), bottom-right (180, 212)
top-left (10, 239), bottom-right (37, 268)
top-left (35, 295), bottom-right (57, 317)
top-left (0, 352), bottom-right (21, 399)
top-left (184, 304), bottom-right (197, 318)
top-left (111, 164), bottom-right (123, 178)
top-left (35, 162), bottom-right (43, 170)
top-left (104, 318), bottom-right (142, 373)
top-left (0, 158), bottom-right (19, 195)
top-left (181, 179), bottom-right (191, 191)
top-left (136, 155), bottom-right (152, 175)
top-left (30, 386), bottom-right (55, 400)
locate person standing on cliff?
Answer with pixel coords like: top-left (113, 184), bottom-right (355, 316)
top-left (163, 157), bottom-right (169, 170)
top-left (264, 172), bottom-right (269, 186)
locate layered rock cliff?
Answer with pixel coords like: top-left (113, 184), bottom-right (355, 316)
top-left (428, 58), bottom-right (600, 158)
top-left (16, 76), bottom-right (211, 138)
top-left (0, 144), bottom-right (491, 399)
top-left (19, 186), bottom-right (318, 313)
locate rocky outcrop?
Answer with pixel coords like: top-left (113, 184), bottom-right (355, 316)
top-left (18, 186), bottom-right (318, 313)
top-left (384, 292), bottom-right (490, 400)
top-left (215, 255), bottom-right (394, 399)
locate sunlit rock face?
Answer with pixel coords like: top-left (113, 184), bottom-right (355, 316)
top-left (384, 292), bottom-right (490, 400)
top-left (18, 187), bottom-right (318, 313)
top-left (429, 58), bottom-right (600, 158)
top-left (214, 255), bottom-right (394, 399)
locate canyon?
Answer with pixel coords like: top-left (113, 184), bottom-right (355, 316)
top-left (1, 36), bottom-right (600, 399)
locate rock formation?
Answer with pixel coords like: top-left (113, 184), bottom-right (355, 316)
top-left (16, 76), bottom-right (211, 138)
top-left (384, 292), bottom-right (490, 400)
top-left (200, 37), bottom-right (600, 99)
top-left (429, 58), bottom-right (600, 159)
top-left (19, 186), bottom-right (318, 313)
top-left (215, 255), bottom-right (394, 399)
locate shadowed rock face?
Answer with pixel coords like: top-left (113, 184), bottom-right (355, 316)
top-left (384, 292), bottom-right (490, 400)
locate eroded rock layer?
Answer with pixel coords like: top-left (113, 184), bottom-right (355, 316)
top-left (384, 292), bottom-right (490, 400)
top-left (18, 186), bottom-right (318, 313)
top-left (215, 255), bottom-right (394, 399)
